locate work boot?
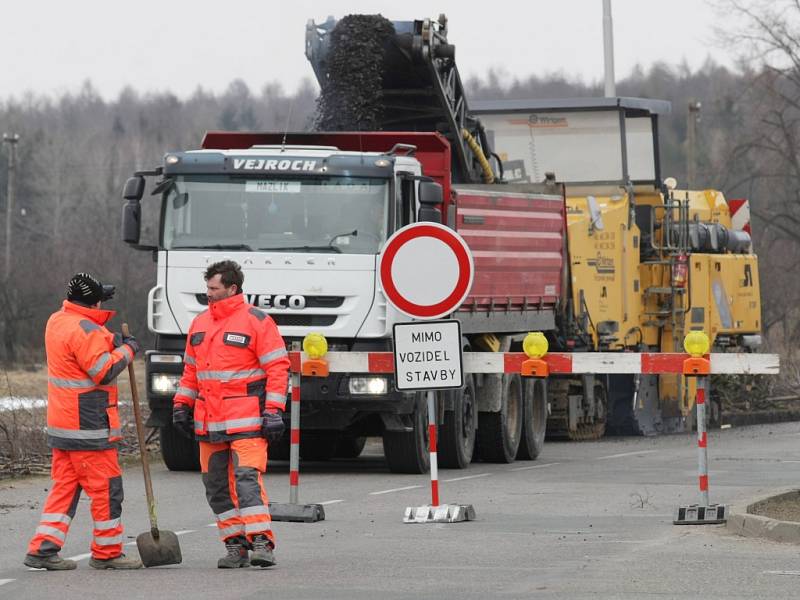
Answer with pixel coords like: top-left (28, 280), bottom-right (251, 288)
top-left (218, 536), bottom-right (250, 569)
top-left (89, 553), bottom-right (143, 570)
top-left (24, 553), bottom-right (77, 571)
top-left (249, 534), bottom-right (276, 568)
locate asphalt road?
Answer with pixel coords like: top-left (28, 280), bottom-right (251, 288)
top-left (2, 422), bottom-right (800, 599)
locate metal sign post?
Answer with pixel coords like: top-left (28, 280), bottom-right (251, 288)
top-left (378, 223), bottom-right (477, 524)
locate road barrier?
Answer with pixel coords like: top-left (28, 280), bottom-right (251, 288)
top-left (274, 337), bottom-right (777, 525)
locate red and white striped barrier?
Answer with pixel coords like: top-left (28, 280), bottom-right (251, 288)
top-left (287, 351), bottom-right (779, 375)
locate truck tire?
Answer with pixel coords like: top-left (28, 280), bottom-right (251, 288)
top-left (517, 377), bottom-right (547, 460)
top-left (475, 374), bottom-right (523, 463)
top-left (439, 375), bottom-right (477, 469)
top-left (335, 435), bottom-right (367, 458)
top-left (383, 394), bottom-right (430, 474)
top-left (300, 432), bottom-right (339, 461)
top-left (159, 424), bottom-right (200, 472)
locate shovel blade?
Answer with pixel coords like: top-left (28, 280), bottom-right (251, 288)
top-left (136, 529), bottom-right (182, 568)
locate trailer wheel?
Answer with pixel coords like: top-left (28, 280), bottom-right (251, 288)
top-left (439, 375), bottom-right (477, 469)
top-left (383, 394), bottom-right (430, 474)
top-left (159, 424), bottom-right (200, 472)
top-left (299, 432), bottom-right (339, 461)
top-left (476, 374), bottom-right (523, 463)
top-left (334, 435), bottom-right (367, 458)
top-left (517, 377), bottom-right (547, 460)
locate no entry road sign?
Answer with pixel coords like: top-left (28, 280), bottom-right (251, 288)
top-left (378, 222), bottom-right (474, 320)
top-left (393, 320), bottom-right (463, 391)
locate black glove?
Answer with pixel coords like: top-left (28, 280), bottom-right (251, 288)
top-left (261, 410), bottom-right (285, 443)
top-left (123, 335), bottom-right (141, 356)
top-left (172, 405), bottom-right (195, 439)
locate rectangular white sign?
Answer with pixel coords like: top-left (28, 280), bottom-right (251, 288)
top-left (245, 180), bottom-right (301, 193)
top-left (393, 320), bottom-right (463, 391)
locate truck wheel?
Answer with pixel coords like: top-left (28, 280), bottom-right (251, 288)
top-left (300, 432), bottom-right (339, 461)
top-left (159, 424), bottom-right (200, 471)
top-left (383, 394), bottom-right (430, 474)
top-left (334, 435), bottom-right (367, 458)
top-left (439, 376), bottom-right (477, 469)
top-left (476, 374), bottom-right (523, 463)
top-left (517, 377), bottom-right (547, 460)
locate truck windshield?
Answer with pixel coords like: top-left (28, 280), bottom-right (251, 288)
top-left (162, 174), bottom-right (389, 254)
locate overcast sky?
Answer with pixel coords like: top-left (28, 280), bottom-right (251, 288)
top-left (1, 0), bottom-right (736, 100)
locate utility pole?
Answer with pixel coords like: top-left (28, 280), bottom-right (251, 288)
top-left (3, 132), bottom-right (19, 284)
top-left (602, 0), bottom-right (616, 97)
top-left (687, 101), bottom-right (701, 189)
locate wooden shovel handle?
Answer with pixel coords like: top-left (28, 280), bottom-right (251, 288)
top-left (122, 323), bottom-right (159, 534)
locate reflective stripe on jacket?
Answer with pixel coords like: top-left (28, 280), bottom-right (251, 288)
top-left (45, 301), bottom-right (135, 450)
top-left (174, 294), bottom-right (290, 442)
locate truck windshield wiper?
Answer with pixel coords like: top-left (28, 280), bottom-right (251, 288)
top-left (171, 244), bottom-right (254, 251)
top-left (258, 245), bottom-right (342, 254)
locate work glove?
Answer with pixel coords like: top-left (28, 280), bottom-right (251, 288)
top-left (261, 409), bottom-right (285, 443)
top-left (123, 335), bottom-right (141, 356)
top-left (172, 404), bottom-right (195, 439)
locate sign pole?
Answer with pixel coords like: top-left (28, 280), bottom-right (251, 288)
top-left (427, 390), bottom-right (440, 507)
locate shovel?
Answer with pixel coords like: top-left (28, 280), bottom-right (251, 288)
top-left (122, 323), bottom-right (182, 567)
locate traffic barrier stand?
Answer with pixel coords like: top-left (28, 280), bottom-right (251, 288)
top-left (403, 390), bottom-right (476, 524)
top-left (674, 333), bottom-right (727, 525)
top-left (269, 343), bottom-right (325, 523)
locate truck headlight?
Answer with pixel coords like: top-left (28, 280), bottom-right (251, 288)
top-left (348, 376), bottom-right (388, 395)
top-left (151, 373), bottom-right (181, 395)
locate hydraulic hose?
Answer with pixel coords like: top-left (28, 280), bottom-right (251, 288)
top-left (462, 128), bottom-right (495, 184)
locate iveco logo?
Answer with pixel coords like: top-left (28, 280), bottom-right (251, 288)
top-left (246, 294), bottom-right (306, 309)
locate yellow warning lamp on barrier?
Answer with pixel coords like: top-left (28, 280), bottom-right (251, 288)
top-left (683, 330), bottom-right (711, 376)
top-left (302, 332), bottom-right (329, 377)
top-left (521, 332), bottom-right (549, 378)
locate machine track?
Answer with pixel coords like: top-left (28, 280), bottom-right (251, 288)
top-left (546, 379), bottom-right (607, 441)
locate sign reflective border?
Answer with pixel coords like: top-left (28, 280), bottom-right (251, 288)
top-left (393, 320), bottom-right (464, 391)
top-left (379, 223), bottom-right (474, 320)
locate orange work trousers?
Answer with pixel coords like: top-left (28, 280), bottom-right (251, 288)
top-left (200, 437), bottom-right (274, 547)
top-left (27, 448), bottom-right (125, 560)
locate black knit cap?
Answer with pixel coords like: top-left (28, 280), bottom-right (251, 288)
top-left (67, 272), bottom-right (106, 306)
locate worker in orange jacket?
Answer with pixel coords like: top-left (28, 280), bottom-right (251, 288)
top-left (172, 260), bottom-right (289, 569)
top-left (25, 273), bottom-right (143, 570)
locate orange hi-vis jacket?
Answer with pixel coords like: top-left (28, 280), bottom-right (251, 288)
top-left (45, 301), bottom-right (136, 450)
top-left (174, 294), bottom-right (290, 442)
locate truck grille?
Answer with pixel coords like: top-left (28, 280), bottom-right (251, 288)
top-left (272, 315), bottom-right (337, 327)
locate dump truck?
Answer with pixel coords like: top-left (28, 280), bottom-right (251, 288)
top-left (121, 14), bottom-right (761, 473)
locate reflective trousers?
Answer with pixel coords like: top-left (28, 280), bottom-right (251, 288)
top-left (200, 437), bottom-right (274, 546)
top-left (27, 448), bottom-right (124, 560)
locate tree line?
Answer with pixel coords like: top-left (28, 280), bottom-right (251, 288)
top-left (1, 1), bottom-right (799, 365)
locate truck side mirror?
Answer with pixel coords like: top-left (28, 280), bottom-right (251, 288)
top-left (122, 200), bottom-right (141, 245)
top-left (417, 181), bottom-right (443, 223)
top-left (123, 176), bottom-right (145, 201)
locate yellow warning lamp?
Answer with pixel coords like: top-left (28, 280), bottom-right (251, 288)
top-left (521, 332), bottom-right (549, 378)
top-left (302, 332), bottom-right (330, 377)
top-left (682, 330), bottom-right (710, 376)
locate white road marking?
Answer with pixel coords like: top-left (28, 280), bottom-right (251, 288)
top-left (175, 530), bottom-right (195, 535)
top-left (64, 552), bottom-right (92, 562)
top-left (207, 523), bottom-right (216, 527)
top-left (0, 579), bottom-right (14, 586)
top-left (763, 570), bottom-right (800, 576)
top-left (720, 424), bottom-right (732, 429)
top-left (510, 462), bottom-right (561, 471)
top-left (442, 473), bottom-right (490, 482)
top-left (780, 460), bottom-right (800, 463)
top-left (595, 450), bottom-right (658, 460)
top-left (369, 485), bottom-right (423, 495)
top-left (318, 499), bottom-right (344, 506)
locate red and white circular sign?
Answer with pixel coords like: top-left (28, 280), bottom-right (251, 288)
top-left (378, 222), bottom-right (474, 320)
